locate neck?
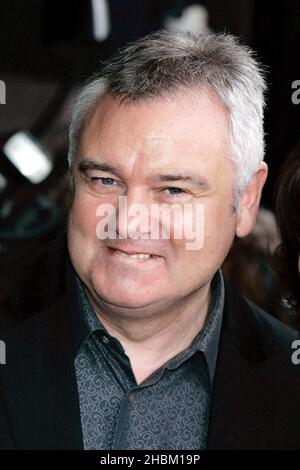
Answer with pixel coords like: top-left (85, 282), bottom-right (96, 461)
top-left (85, 282), bottom-right (212, 384)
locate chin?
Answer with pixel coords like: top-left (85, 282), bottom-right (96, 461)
top-left (90, 278), bottom-right (159, 310)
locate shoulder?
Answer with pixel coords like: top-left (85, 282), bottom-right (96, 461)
top-left (246, 298), bottom-right (299, 353)
top-left (0, 234), bottom-right (67, 280)
top-left (0, 233), bottom-right (68, 328)
top-left (223, 278), bottom-right (299, 359)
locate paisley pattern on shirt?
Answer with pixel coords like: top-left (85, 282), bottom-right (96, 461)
top-left (74, 271), bottom-right (224, 450)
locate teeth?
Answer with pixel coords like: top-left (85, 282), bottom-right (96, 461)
top-left (115, 250), bottom-right (152, 259)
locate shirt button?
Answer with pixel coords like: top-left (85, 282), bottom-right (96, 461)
top-left (128, 393), bottom-right (135, 403)
top-left (101, 336), bottom-right (110, 344)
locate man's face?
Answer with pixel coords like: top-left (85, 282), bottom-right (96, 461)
top-left (68, 90), bottom-right (238, 315)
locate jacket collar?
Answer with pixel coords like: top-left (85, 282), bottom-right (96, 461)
top-left (207, 280), bottom-right (300, 449)
top-left (0, 234), bottom-right (83, 449)
top-left (1, 235), bottom-right (299, 449)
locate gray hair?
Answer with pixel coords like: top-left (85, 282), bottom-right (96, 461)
top-left (68, 30), bottom-right (267, 194)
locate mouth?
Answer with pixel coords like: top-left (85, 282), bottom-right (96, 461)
top-left (108, 247), bottom-right (161, 262)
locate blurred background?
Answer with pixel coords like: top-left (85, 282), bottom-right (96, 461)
top-left (0, 0), bottom-right (299, 317)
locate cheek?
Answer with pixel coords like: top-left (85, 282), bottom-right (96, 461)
top-left (69, 195), bottom-right (99, 238)
top-left (161, 204), bottom-right (205, 250)
top-left (168, 198), bottom-right (235, 253)
top-left (205, 202), bottom-right (236, 250)
top-left (177, 201), bottom-right (235, 265)
top-left (68, 196), bottom-right (102, 281)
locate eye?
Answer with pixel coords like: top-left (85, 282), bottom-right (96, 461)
top-left (92, 177), bottom-right (117, 186)
top-left (87, 176), bottom-right (123, 194)
top-left (164, 187), bottom-right (186, 196)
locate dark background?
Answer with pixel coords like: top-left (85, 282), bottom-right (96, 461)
top-left (0, 0), bottom-right (299, 314)
top-left (1, 0), bottom-right (299, 205)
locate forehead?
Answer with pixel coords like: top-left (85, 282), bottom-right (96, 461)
top-left (79, 89), bottom-right (230, 175)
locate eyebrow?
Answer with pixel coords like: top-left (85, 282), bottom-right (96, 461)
top-left (78, 159), bottom-right (121, 176)
top-left (78, 159), bottom-right (211, 190)
top-left (151, 174), bottom-right (211, 190)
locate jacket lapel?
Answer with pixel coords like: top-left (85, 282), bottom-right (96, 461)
top-left (2, 235), bottom-right (300, 449)
top-left (207, 282), bottom-right (300, 449)
top-left (0, 236), bottom-right (83, 449)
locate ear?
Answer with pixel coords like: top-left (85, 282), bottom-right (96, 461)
top-left (236, 162), bottom-right (268, 238)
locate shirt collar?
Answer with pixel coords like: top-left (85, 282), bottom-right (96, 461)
top-left (160, 269), bottom-right (224, 384)
top-left (74, 269), bottom-right (225, 385)
top-left (74, 277), bottom-right (105, 354)
top-left (196, 269), bottom-right (224, 384)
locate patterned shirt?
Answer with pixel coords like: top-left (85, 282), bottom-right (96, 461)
top-left (74, 270), bottom-right (224, 450)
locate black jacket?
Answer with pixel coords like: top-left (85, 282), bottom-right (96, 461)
top-left (0, 234), bottom-right (300, 450)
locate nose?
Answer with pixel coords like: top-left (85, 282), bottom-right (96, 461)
top-left (116, 188), bottom-right (152, 240)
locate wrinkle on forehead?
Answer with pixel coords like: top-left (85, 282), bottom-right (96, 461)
top-left (79, 88), bottom-right (230, 181)
top-left (125, 132), bottom-right (180, 172)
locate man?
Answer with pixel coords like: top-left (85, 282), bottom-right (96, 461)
top-left (1, 30), bottom-right (300, 450)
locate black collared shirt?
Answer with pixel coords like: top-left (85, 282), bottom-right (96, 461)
top-left (74, 270), bottom-right (224, 450)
